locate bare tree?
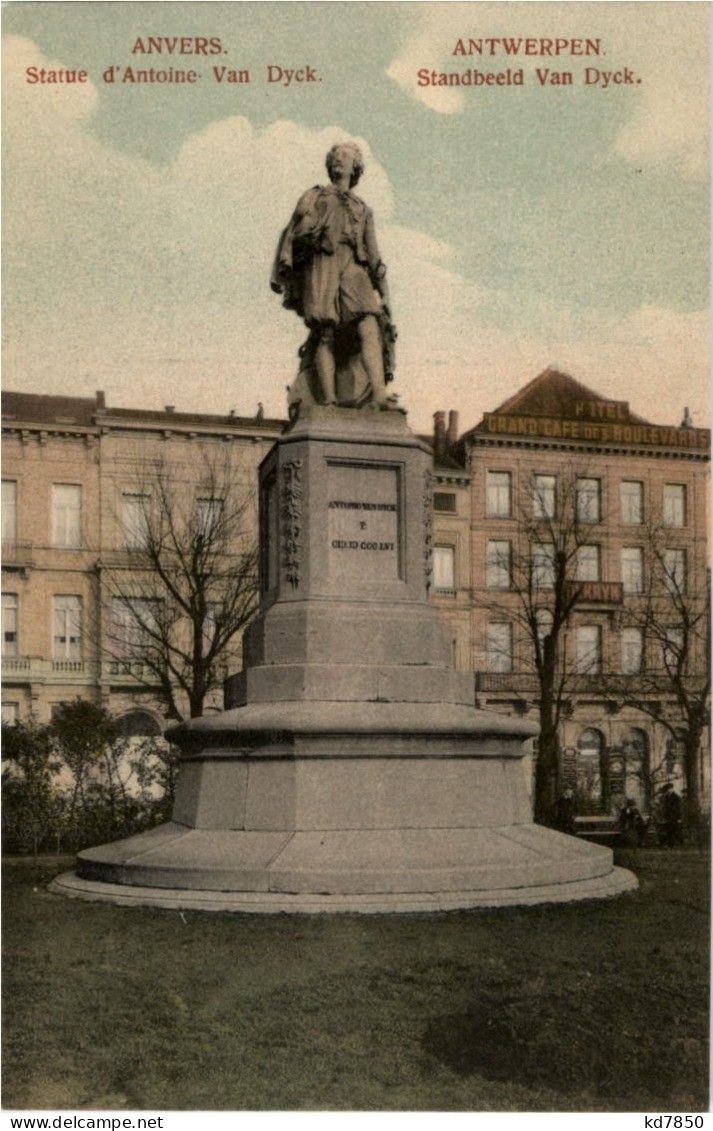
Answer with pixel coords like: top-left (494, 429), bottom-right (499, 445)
top-left (482, 468), bottom-right (597, 827)
top-left (601, 518), bottom-right (710, 830)
top-left (100, 452), bottom-right (259, 721)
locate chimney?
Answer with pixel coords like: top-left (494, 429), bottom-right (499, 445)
top-left (95, 390), bottom-right (105, 410)
top-left (165, 405), bottom-right (175, 414)
top-left (447, 410), bottom-right (459, 445)
top-left (681, 407), bottom-right (693, 429)
top-left (433, 411), bottom-right (446, 457)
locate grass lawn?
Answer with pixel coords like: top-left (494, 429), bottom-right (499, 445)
top-left (2, 847), bottom-right (709, 1112)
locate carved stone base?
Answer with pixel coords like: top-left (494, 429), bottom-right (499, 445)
top-left (52, 866), bottom-right (638, 913)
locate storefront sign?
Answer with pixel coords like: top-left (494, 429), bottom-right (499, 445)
top-left (481, 412), bottom-right (710, 449)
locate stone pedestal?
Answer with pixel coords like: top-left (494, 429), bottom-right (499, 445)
top-left (53, 406), bottom-right (636, 912)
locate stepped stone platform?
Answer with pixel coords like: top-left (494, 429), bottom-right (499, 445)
top-left (54, 406), bottom-right (637, 912)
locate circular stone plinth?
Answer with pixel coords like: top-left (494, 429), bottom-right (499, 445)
top-left (51, 820), bottom-right (638, 914)
top-left (71, 822), bottom-right (629, 894)
top-left (49, 866), bottom-right (637, 913)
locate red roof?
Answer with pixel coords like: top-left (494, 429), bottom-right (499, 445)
top-left (464, 367), bottom-right (649, 436)
top-left (1, 390), bottom-right (285, 432)
top-left (1, 391), bottom-right (100, 427)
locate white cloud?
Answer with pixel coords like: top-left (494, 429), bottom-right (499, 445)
top-left (2, 35), bottom-right (709, 433)
top-left (3, 35), bottom-right (98, 124)
top-left (613, 71), bottom-right (708, 179)
top-left (385, 3), bottom-right (708, 178)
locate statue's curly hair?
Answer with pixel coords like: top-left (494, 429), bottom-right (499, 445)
top-left (325, 142), bottom-right (364, 188)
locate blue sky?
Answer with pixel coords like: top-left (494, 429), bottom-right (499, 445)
top-left (3, 2), bottom-right (709, 430)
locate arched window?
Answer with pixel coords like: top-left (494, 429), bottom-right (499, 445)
top-left (116, 710), bottom-right (162, 738)
top-left (664, 735), bottom-right (686, 793)
top-left (623, 727), bottom-right (650, 811)
top-left (576, 728), bottom-right (606, 812)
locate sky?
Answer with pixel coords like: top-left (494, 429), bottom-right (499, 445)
top-left (2, 1), bottom-right (710, 432)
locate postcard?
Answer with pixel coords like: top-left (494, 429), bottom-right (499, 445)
top-left (2, 2), bottom-right (709, 1121)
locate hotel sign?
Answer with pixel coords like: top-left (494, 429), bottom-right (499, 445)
top-left (481, 411), bottom-right (710, 449)
top-left (573, 398), bottom-right (629, 421)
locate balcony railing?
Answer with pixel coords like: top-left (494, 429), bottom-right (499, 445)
top-left (51, 659), bottom-right (89, 673)
top-left (564, 580), bottom-right (623, 605)
top-left (105, 660), bottom-right (148, 677)
top-left (2, 542), bottom-right (35, 574)
top-left (476, 672), bottom-right (541, 693)
top-left (475, 671), bottom-right (699, 694)
top-left (2, 656), bottom-right (99, 684)
top-left (476, 672), bottom-right (611, 694)
top-left (98, 548), bottom-right (151, 569)
top-left (1, 653), bottom-right (162, 688)
top-left (100, 660), bottom-right (162, 688)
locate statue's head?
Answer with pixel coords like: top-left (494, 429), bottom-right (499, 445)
top-left (326, 142), bottom-right (364, 188)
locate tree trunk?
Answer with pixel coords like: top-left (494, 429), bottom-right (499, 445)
top-left (682, 727), bottom-right (703, 837)
top-left (190, 624), bottom-right (206, 718)
top-left (534, 704), bottom-right (560, 827)
top-left (189, 675), bottom-right (206, 719)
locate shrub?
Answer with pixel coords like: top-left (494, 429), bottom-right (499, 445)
top-left (2, 700), bottom-right (179, 856)
top-left (2, 719), bottom-right (63, 855)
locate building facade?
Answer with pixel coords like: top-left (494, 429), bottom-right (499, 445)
top-left (1, 391), bottom-right (283, 732)
top-left (431, 369), bottom-right (710, 815)
top-left (3, 373), bottom-right (710, 815)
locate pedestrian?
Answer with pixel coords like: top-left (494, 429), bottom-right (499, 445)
top-left (660, 784), bottom-right (683, 846)
top-left (555, 788), bottom-right (576, 835)
top-left (619, 797), bottom-right (646, 847)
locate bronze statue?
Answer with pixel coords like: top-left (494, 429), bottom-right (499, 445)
top-left (271, 142), bottom-right (398, 416)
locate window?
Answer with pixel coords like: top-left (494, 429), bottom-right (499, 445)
top-left (533, 474), bottom-right (556, 519)
top-left (535, 608), bottom-right (553, 655)
top-left (662, 627), bottom-right (683, 672)
top-left (433, 545), bottom-right (456, 593)
top-left (576, 625), bottom-right (601, 673)
top-left (663, 484), bottom-right (686, 528)
top-left (1, 702), bottom-right (19, 726)
top-left (486, 472), bottom-right (511, 518)
top-left (665, 736), bottom-right (683, 776)
top-left (53, 595), bottom-right (82, 661)
top-left (623, 728), bottom-right (649, 813)
top-left (577, 728), bottom-right (605, 810)
top-left (663, 548), bottom-right (686, 595)
top-left (576, 478), bottom-right (601, 524)
top-left (433, 492), bottom-right (456, 514)
top-left (197, 496), bottom-right (223, 539)
top-left (202, 601), bottom-right (220, 652)
top-left (486, 541), bottom-right (510, 589)
top-left (621, 627), bottom-right (643, 674)
top-left (2, 480), bottom-right (17, 544)
top-left (621, 547), bottom-right (644, 595)
top-left (111, 597), bottom-right (161, 655)
top-left (620, 480), bottom-right (643, 525)
top-left (532, 543), bottom-right (555, 589)
top-left (52, 484), bottom-right (81, 548)
top-left (486, 623), bottom-right (513, 673)
top-left (576, 544), bottom-right (600, 582)
top-left (2, 593), bottom-right (18, 657)
top-left (122, 493), bottom-right (150, 549)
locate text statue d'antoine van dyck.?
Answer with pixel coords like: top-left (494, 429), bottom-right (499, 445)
top-left (271, 141), bottom-right (400, 420)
